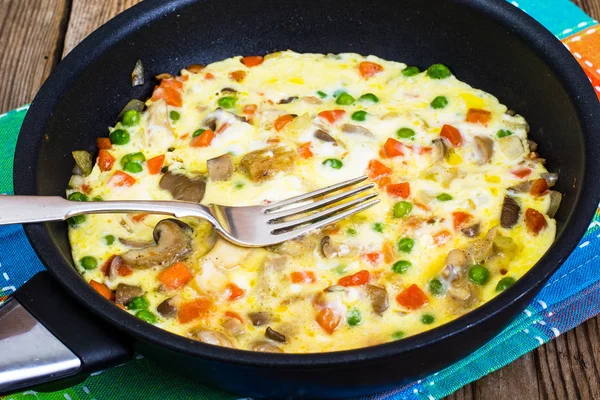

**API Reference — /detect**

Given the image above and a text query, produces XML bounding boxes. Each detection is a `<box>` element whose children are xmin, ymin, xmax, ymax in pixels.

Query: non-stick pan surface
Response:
<box><xmin>12</xmin><ymin>0</ymin><xmax>600</xmax><ymax>398</ymax></box>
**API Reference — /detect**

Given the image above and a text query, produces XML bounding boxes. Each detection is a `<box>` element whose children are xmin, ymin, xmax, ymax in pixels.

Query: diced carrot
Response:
<box><xmin>241</xmin><ymin>55</ymin><xmax>264</xmax><ymax>67</ymax></box>
<box><xmin>452</xmin><ymin>211</ymin><xmax>472</xmax><ymax>230</ymax></box>
<box><xmin>432</xmin><ymin>230</ymin><xmax>452</xmax><ymax>246</ymax></box>
<box><xmin>376</xmin><ymin>176</ymin><xmax>392</xmax><ymax>188</ymax></box>
<box><xmin>204</xmin><ymin>72</ymin><xmax>215</xmax><ymax>80</ymax></box>
<box><xmin>396</xmin><ymin>284</ymin><xmax>428</xmax><ymax>310</ymax></box>
<box><xmin>418</xmin><ymin>146</ymin><xmax>432</xmax><ymax>155</ymax></box>
<box><xmin>530</xmin><ymin>178</ymin><xmax>549</xmax><ymax>196</ymax></box>
<box><xmin>158</xmin><ymin>262</ymin><xmax>193</xmax><ymax>290</ymax></box>
<box><xmin>180</xmin><ymin>133</ymin><xmax>190</xmax><ymax>140</ymax></box>
<box><xmin>267</xmin><ymin>137</ymin><xmax>281</xmax><ymax>144</ymax></box>
<box><xmin>318</xmin><ymin>110</ymin><xmax>346</xmax><ymax>124</ymax></box>
<box><xmin>151</xmin><ymin>79</ymin><xmax>183</xmax><ymax>107</ymax></box>
<box><xmin>146</xmin><ymin>155</ymin><xmax>165</xmax><ymax>175</ymax></box>
<box><xmin>440</xmin><ymin>124</ymin><xmax>463</xmax><ymax>147</ymax></box>
<box><xmin>512</xmin><ymin>167</ymin><xmax>532</xmax><ymax>179</ymax></box>
<box><xmin>386</xmin><ymin>182</ymin><xmax>410</xmax><ymax>199</ymax></box>
<box><xmin>297</xmin><ymin>142</ymin><xmax>313</xmax><ymax>159</ymax></box>
<box><xmin>382</xmin><ymin>241</ymin><xmax>395</xmax><ymax>263</ymax></box>
<box><xmin>524</xmin><ymin>208</ymin><xmax>547</xmax><ymax>235</ymax></box>
<box><xmin>338</xmin><ymin>270</ymin><xmax>370</xmax><ymax>287</ymax></box>
<box><xmin>132</xmin><ymin>214</ymin><xmax>148</xmax><ymax>222</ymax></box>
<box><xmin>382</xmin><ymin>138</ymin><xmax>405</xmax><ymax>158</ymax></box>
<box><xmin>97</xmin><ymin>137</ymin><xmax>112</xmax><ymax>150</ymax></box>
<box><xmin>225</xmin><ymin>311</ymin><xmax>244</xmax><ymax>323</ymax></box>
<box><xmin>190</xmin><ymin>129</ymin><xmax>215</xmax><ymax>147</ymax></box>
<box><xmin>217</xmin><ymin>122</ymin><xmax>230</xmax><ymax>134</ymax></box>
<box><xmin>316</xmin><ymin>308</ymin><xmax>341</xmax><ymax>334</ymax></box>
<box><xmin>89</xmin><ymin>280</ymin><xmax>113</xmax><ymax>301</ymax></box>
<box><xmin>117</xmin><ymin>264</ymin><xmax>133</xmax><ymax>277</ymax></box>
<box><xmin>364</xmin><ymin>252</ymin><xmax>382</xmax><ymax>264</ymax></box>
<box><xmin>274</xmin><ymin>114</ymin><xmax>295</xmax><ymax>131</ymax></box>
<box><xmin>415</xmin><ymin>202</ymin><xmax>430</xmax><ymax>211</ymax></box>
<box><xmin>98</xmin><ymin>149</ymin><xmax>115</xmax><ymax>172</ymax></box>
<box><xmin>466</xmin><ymin>108</ymin><xmax>492</xmax><ymax>125</ymax></box>
<box><xmin>178</xmin><ymin>298</ymin><xmax>213</xmax><ymax>324</ymax></box>
<box><xmin>359</xmin><ymin>61</ymin><xmax>384</xmax><ymax>78</ymax></box>
<box><xmin>81</xmin><ymin>184</ymin><xmax>91</xmax><ymax>194</ymax></box>
<box><xmin>109</xmin><ymin>170</ymin><xmax>136</xmax><ymax>187</ymax></box>
<box><xmin>226</xmin><ymin>283</ymin><xmax>245</xmax><ymax>300</ymax></box>
<box><xmin>243</xmin><ymin>104</ymin><xmax>257</xmax><ymax>120</ymax></box>
<box><xmin>290</xmin><ymin>271</ymin><xmax>317</xmax><ymax>284</ymax></box>
<box><xmin>229</xmin><ymin>70</ymin><xmax>247</xmax><ymax>82</ymax></box>
<box><xmin>186</xmin><ymin>64</ymin><xmax>204</xmax><ymax>74</ymax></box>
<box><xmin>367</xmin><ymin>159</ymin><xmax>392</xmax><ymax>179</ymax></box>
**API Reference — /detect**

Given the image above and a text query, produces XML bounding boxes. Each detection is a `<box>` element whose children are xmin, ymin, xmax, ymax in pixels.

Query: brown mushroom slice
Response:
<box><xmin>121</xmin><ymin>219</ymin><xmax>193</xmax><ymax>268</ymax></box>
<box><xmin>131</xmin><ymin>60</ymin><xmax>144</xmax><ymax>86</ymax></box>
<box><xmin>115</xmin><ymin>284</ymin><xmax>142</xmax><ymax>305</ymax></box>
<box><xmin>341</xmin><ymin>124</ymin><xmax>374</xmax><ymax>137</ymax></box>
<box><xmin>278</xmin><ymin>96</ymin><xmax>298</xmax><ymax>104</ymax></box>
<box><xmin>108</xmin><ymin>256</ymin><xmax>130</xmax><ymax>281</ymax></box>
<box><xmin>248</xmin><ymin>312</ymin><xmax>271</xmax><ymax>327</ymax></box>
<box><xmin>194</xmin><ymin>329</ymin><xmax>234</xmax><ymax>347</ymax></box>
<box><xmin>473</xmin><ymin>136</ymin><xmax>494</xmax><ymax>164</ymax></box>
<box><xmin>221</xmin><ymin>87</ymin><xmax>237</xmax><ymax>94</ymax></box>
<box><xmin>500</xmin><ymin>196</ymin><xmax>521</xmax><ymax>228</ymax></box>
<box><xmin>541</xmin><ymin>172</ymin><xmax>559</xmax><ymax>187</ymax></box>
<box><xmin>446</xmin><ymin>249</ymin><xmax>468</xmax><ymax>268</ymax></box>
<box><xmin>527</xmin><ymin>139</ymin><xmax>538</xmax><ymax>152</ymax></box>
<box><xmin>431</xmin><ymin>139</ymin><xmax>448</xmax><ymax>163</ymax></box>
<box><xmin>207</xmin><ymin>154</ymin><xmax>234</xmax><ymax>181</ymax></box>
<box><xmin>320</xmin><ymin>236</ymin><xmax>345</xmax><ymax>258</ymax></box>
<box><xmin>159</xmin><ymin>171</ymin><xmax>206</xmax><ymax>202</ymax></box>
<box><xmin>222</xmin><ymin>316</ymin><xmax>245</xmax><ymax>337</ymax></box>
<box><xmin>461</xmin><ymin>223</ymin><xmax>480</xmax><ymax>238</ymax></box>
<box><xmin>240</xmin><ymin>147</ymin><xmax>296</xmax><ymax>182</ymax></box>
<box><xmin>547</xmin><ymin>190</ymin><xmax>562</xmax><ymax>218</ymax></box>
<box><xmin>119</xmin><ymin>237</ymin><xmax>153</xmax><ymax>248</ymax></box>
<box><xmin>203</xmin><ymin>108</ymin><xmax>246</xmax><ymax>131</ymax></box>
<box><xmin>157</xmin><ymin>298</ymin><xmax>177</xmax><ymax>318</ymax></box>
<box><xmin>468</xmin><ymin>226</ymin><xmax>499</xmax><ymax>264</ymax></box>
<box><xmin>365</xmin><ymin>284</ymin><xmax>389</xmax><ymax>315</ymax></box>
<box><xmin>507</xmin><ymin>181</ymin><xmax>533</xmax><ymax>194</ymax></box>
<box><xmin>314</xmin><ymin>129</ymin><xmax>337</xmax><ymax>144</ymax></box>
<box><xmin>265</xmin><ymin>327</ymin><xmax>287</xmax><ymax>343</ymax></box>
<box><xmin>302</xmin><ymin>96</ymin><xmax>322</xmax><ymax>104</ymax></box>
<box><xmin>252</xmin><ymin>341</ymin><xmax>283</xmax><ymax>353</ymax></box>
<box><xmin>498</xmin><ymin>136</ymin><xmax>524</xmax><ymax>160</ymax></box>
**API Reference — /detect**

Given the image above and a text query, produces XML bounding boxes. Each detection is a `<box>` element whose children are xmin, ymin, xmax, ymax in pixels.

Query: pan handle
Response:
<box><xmin>0</xmin><ymin>272</ymin><xmax>133</xmax><ymax>395</ymax></box>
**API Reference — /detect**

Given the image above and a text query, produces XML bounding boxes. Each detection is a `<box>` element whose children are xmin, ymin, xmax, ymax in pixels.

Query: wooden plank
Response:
<box><xmin>62</xmin><ymin>0</ymin><xmax>142</xmax><ymax>57</ymax></box>
<box><xmin>572</xmin><ymin>0</ymin><xmax>600</xmax><ymax>19</ymax></box>
<box><xmin>0</xmin><ymin>0</ymin><xmax>69</xmax><ymax>113</ymax></box>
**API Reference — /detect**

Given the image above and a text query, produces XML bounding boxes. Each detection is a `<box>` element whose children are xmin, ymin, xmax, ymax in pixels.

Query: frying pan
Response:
<box><xmin>1</xmin><ymin>0</ymin><xmax>599</xmax><ymax>398</ymax></box>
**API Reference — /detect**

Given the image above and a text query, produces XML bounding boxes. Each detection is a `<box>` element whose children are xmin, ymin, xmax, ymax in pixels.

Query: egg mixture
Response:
<box><xmin>67</xmin><ymin>51</ymin><xmax>560</xmax><ymax>353</ymax></box>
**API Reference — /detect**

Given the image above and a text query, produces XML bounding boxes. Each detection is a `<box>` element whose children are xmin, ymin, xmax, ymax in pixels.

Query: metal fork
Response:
<box><xmin>0</xmin><ymin>176</ymin><xmax>379</xmax><ymax>247</ymax></box>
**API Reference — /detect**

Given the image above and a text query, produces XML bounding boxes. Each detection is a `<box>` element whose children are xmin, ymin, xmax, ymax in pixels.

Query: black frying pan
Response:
<box><xmin>2</xmin><ymin>0</ymin><xmax>600</xmax><ymax>398</ymax></box>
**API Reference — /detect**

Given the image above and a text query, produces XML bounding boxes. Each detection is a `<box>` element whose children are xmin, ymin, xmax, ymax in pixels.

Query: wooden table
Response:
<box><xmin>1</xmin><ymin>1</ymin><xmax>599</xmax><ymax>398</ymax></box>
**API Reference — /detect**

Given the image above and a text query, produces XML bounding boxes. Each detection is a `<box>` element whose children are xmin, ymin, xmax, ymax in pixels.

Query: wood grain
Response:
<box><xmin>0</xmin><ymin>0</ymin><xmax>70</xmax><ymax>113</ymax></box>
<box><xmin>572</xmin><ymin>0</ymin><xmax>600</xmax><ymax>19</ymax></box>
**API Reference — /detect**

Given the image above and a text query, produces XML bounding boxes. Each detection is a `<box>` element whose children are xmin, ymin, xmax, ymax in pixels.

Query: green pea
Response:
<box><xmin>234</xmin><ymin>182</ymin><xmax>245</xmax><ymax>189</ymax></box>
<box><xmin>323</xmin><ymin>158</ymin><xmax>343</xmax><ymax>169</ymax></box>
<box><xmin>392</xmin><ymin>331</ymin><xmax>405</xmax><ymax>339</ymax></box>
<box><xmin>128</xmin><ymin>296</ymin><xmax>150</xmax><ymax>310</ymax></box>
<box><xmin>393</xmin><ymin>201</ymin><xmax>412</xmax><ymax>218</ymax></box>
<box><xmin>347</xmin><ymin>308</ymin><xmax>362</xmax><ymax>326</ymax></box>
<box><xmin>351</xmin><ymin>111</ymin><xmax>367</xmax><ymax>121</ymax></box>
<box><xmin>104</xmin><ymin>235</ymin><xmax>115</xmax><ymax>245</ymax></box>
<box><xmin>169</xmin><ymin>110</ymin><xmax>181</xmax><ymax>121</ymax></box>
<box><xmin>496</xmin><ymin>277</ymin><xmax>516</xmax><ymax>292</ymax></box>
<box><xmin>317</xmin><ymin>90</ymin><xmax>327</xmax><ymax>98</ymax></box>
<box><xmin>79</xmin><ymin>256</ymin><xmax>97</xmax><ymax>270</ymax></box>
<box><xmin>68</xmin><ymin>192</ymin><xmax>88</xmax><ymax>202</ymax></box>
<box><xmin>358</xmin><ymin>93</ymin><xmax>379</xmax><ymax>103</ymax></box>
<box><xmin>396</xmin><ymin>128</ymin><xmax>416</xmax><ymax>139</ymax></box>
<box><xmin>336</xmin><ymin>93</ymin><xmax>355</xmax><ymax>106</ymax></box>
<box><xmin>92</xmin><ymin>196</ymin><xmax>103</xmax><ymax>201</ymax></box>
<box><xmin>333</xmin><ymin>265</ymin><xmax>347</xmax><ymax>275</ymax></box>
<box><xmin>121</xmin><ymin>152</ymin><xmax>146</xmax><ymax>167</ymax></box>
<box><xmin>346</xmin><ymin>228</ymin><xmax>357</xmax><ymax>237</ymax></box>
<box><xmin>436</xmin><ymin>193</ymin><xmax>453</xmax><ymax>201</ymax></box>
<box><xmin>392</xmin><ymin>260</ymin><xmax>412</xmax><ymax>274</ymax></box>
<box><xmin>421</xmin><ymin>314</ymin><xmax>435</xmax><ymax>324</ymax></box>
<box><xmin>122</xmin><ymin>109</ymin><xmax>141</xmax><ymax>126</ymax></box>
<box><xmin>136</xmin><ymin>310</ymin><xmax>157</xmax><ymax>324</ymax></box>
<box><xmin>427</xmin><ymin>64</ymin><xmax>452</xmax><ymax>79</ymax></box>
<box><xmin>109</xmin><ymin>129</ymin><xmax>130</xmax><ymax>145</ymax></box>
<box><xmin>402</xmin><ymin>66</ymin><xmax>420</xmax><ymax>77</ymax></box>
<box><xmin>430</xmin><ymin>96</ymin><xmax>449</xmax><ymax>109</ymax></box>
<box><xmin>497</xmin><ymin>129</ymin><xmax>513</xmax><ymax>138</ymax></box>
<box><xmin>218</xmin><ymin>96</ymin><xmax>237</xmax><ymax>109</ymax></box>
<box><xmin>193</xmin><ymin>128</ymin><xmax>206</xmax><ymax>137</ymax></box>
<box><xmin>67</xmin><ymin>215</ymin><xmax>86</xmax><ymax>226</ymax></box>
<box><xmin>468</xmin><ymin>265</ymin><xmax>490</xmax><ymax>285</ymax></box>
<box><xmin>372</xmin><ymin>222</ymin><xmax>384</xmax><ymax>233</ymax></box>
<box><xmin>428</xmin><ymin>279</ymin><xmax>445</xmax><ymax>296</ymax></box>
<box><xmin>123</xmin><ymin>161</ymin><xmax>143</xmax><ymax>174</ymax></box>
<box><xmin>397</xmin><ymin>237</ymin><xmax>414</xmax><ymax>253</ymax></box>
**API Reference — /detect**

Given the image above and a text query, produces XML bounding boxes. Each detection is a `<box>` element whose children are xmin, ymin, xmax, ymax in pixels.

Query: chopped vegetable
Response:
<box><xmin>226</xmin><ymin>283</ymin><xmax>245</xmax><ymax>300</ymax></box>
<box><xmin>122</xmin><ymin>109</ymin><xmax>141</xmax><ymax>126</ymax></box>
<box><xmin>104</xmin><ymin>235</ymin><xmax>115</xmax><ymax>245</ymax></box>
<box><xmin>397</xmin><ymin>237</ymin><xmax>414</xmax><ymax>253</ymax></box>
<box><xmin>383</xmin><ymin>138</ymin><xmax>405</xmax><ymax>158</ymax></box>
<box><xmin>433</xmin><ymin>230</ymin><xmax>452</xmax><ymax>245</ymax></box>
<box><xmin>89</xmin><ymin>280</ymin><xmax>113</xmax><ymax>300</ymax></box>
<box><xmin>396</xmin><ymin>284</ymin><xmax>428</xmax><ymax>309</ymax></box>
<box><xmin>146</xmin><ymin>155</ymin><xmax>165</xmax><ymax>175</ymax></box>
<box><xmin>97</xmin><ymin>138</ymin><xmax>112</xmax><ymax>150</ymax></box>
<box><xmin>500</xmin><ymin>196</ymin><xmax>521</xmax><ymax>228</ymax></box>
<box><xmin>151</xmin><ymin>78</ymin><xmax>183</xmax><ymax>107</ymax></box>
<box><xmin>392</xmin><ymin>260</ymin><xmax>411</xmax><ymax>274</ymax></box>
<box><xmin>341</xmin><ymin>123</ymin><xmax>373</xmax><ymax>137</ymax></box>
<box><xmin>323</xmin><ymin>158</ymin><xmax>343</xmax><ymax>169</ymax></box>
<box><xmin>421</xmin><ymin>314</ymin><xmax>435</xmax><ymax>324</ymax></box>
<box><xmin>524</xmin><ymin>208</ymin><xmax>547</xmax><ymax>235</ymax></box>
<box><xmin>367</xmin><ymin>159</ymin><xmax>392</xmax><ymax>179</ymax></box>
<box><xmin>131</xmin><ymin>60</ymin><xmax>144</xmax><ymax>86</ymax></box>
<box><xmin>402</xmin><ymin>66</ymin><xmax>420</xmax><ymax>76</ymax></box>
<box><xmin>372</xmin><ymin>222</ymin><xmax>384</xmax><ymax>233</ymax></box>
<box><xmin>498</xmin><ymin>136</ymin><xmax>524</xmax><ymax>160</ymax></box>
<box><xmin>437</xmin><ymin>193</ymin><xmax>453</xmax><ymax>201</ymax></box>
<box><xmin>159</xmin><ymin>262</ymin><xmax>193</xmax><ymax>290</ymax></box>
<box><xmin>428</xmin><ymin>279</ymin><xmax>445</xmax><ymax>296</ymax></box>
<box><xmin>466</xmin><ymin>108</ymin><xmax>492</xmax><ymax>125</ymax></box>
<box><xmin>530</xmin><ymin>178</ymin><xmax>549</xmax><ymax>196</ymax></box>
<box><xmin>316</xmin><ymin>308</ymin><xmax>341</xmax><ymax>334</ymax></box>
<box><xmin>178</xmin><ymin>298</ymin><xmax>213</xmax><ymax>323</ymax></box>
<box><xmin>193</xmin><ymin>129</ymin><xmax>206</xmax><ymax>137</ymax></box>
<box><xmin>80</xmin><ymin>256</ymin><xmax>97</xmax><ymax>270</ymax></box>
<box><xmin>440</xmin><ymin>124</ymin><xmax>462</xmax><ymax>147</ymax></box>
<box><xmin>347</xmin><ymin>308</ymin><xmax>362</xmax><ymax>326</ymax></box>
<box><xmin>338</xmin><ymin>270</ymin><xmax>370</xmax><ymax>286</ymax></box>
<box><xmin>392</xmin><ymin>331</ymin><xmax>405</xmax><ymax>339</ymax></box>
<box><xmin>136</xmin><ymin>310</ymin><xmax>158</xmax><ymax>324</ymax></box>
<box><xmin>430</xmin><ymin>96</ymin><xmax>448</xmax><ymax>109</ymax></box>
<box><xmin>127</xmin><ymin>296</ymin><xmax>150</xmax><ymax>310</ymax></box>
<box><xmin>109</xmin><ymin>170</ymin><xmax>136</xmax><ymax>187</ymax></box>
<box><xmin>241</xmin><ymin>55</ymin><xmax>264</xmax><ymax>67</ymax></box>
<box><xmin>318</xmin><ymin>110</ymin><xmax>346</xmax><ymax>124</ymax></box>
<box><xmin>359</xmin><ymin>61</ymin><xmax>383</xmax><ymax>78</ymax></box>
<box><xmin>511</xmin><ymin>168</ymin><xmax>532</xmax><ymax>179</ymax></box>
<box><xmin>468</xmin><ymin>265</ymin><xmax>490</xmax><ymax>285</ymax></box>
<box><xmin>72</xmin><ymin>150</ymin><xmax>93</xmax><ymax>176</ymax></box>
<box><xmin>497</xmin><ymin>129</ymin><xmax>513</xmax><ymax>138</ymax></box>
<box><xmin>274</xmin><ymin>114</ymin><xmax>295</xmax><ymax>131</ymax></box>
<box><xmin>393</xmin><ymin>201</ymin><xmax>412</xmax><ymax>218</ymax></box>
<box><xmin>496</xmin><ymin>277</ymin><xmax>516</xmax><ymax>292</ymax></box>
<box><xmin>452</xmin><ymin>211</ymin><xmax>472</xmax><ymax>230</ymax></box>
<box><xmin>396</xmin><ymin>128</ymin><xmax>416</xmax><ymax>139</ymax></box>
<box><xmin>68</xmin><ymin>215</ymin><xmax>86</xmax><ymax>226</ymax></box>
<box><xmin>359</xmin><ymin>93</ymin><xmax>379</xmax><ymax>103</ymax></box>
<box><xmin>68</xmin><ymin>192</ymin><xmax>88</xmax><ymax>202</ymax></box>
<box><xmin>297</xmin><ymin>142</ymin><xmax>313</xmax><ymax>159</ymax></box>
<box><xmin>317</xmin><ymin>90</ymin><xmax>327</xmax><ymax>98</ymax></box>
<box><xmin>336</xmin><ymin>93</ymin><xmax>355</xmax><ymax>105</ymax></box>
<box><xmin>346</xmin><ymin>228</ymin><xmax>357</xmax><ymax>236</ymax></box>
<box><xmin>364</xmin><ymin>252</ymin><xmax>382</xmax><ymax>264</ymax></box>
<box><xmin>123</xmin><ymin>162</ymin><xmax>143</xmax><ymax>174</ymax></box>
<box><xmin>427</xmin><ymin>64</ymin><xmax>451</xmax><ymax>79</ymax></box>
<box><xmin>169</xmin><ymin>110</ymin><xmax>181</xmax><ymax>121</ymax></box>
<box><xmin>109</xmin><ymin>129</ymin><xmax>130</xmax><ymax>145</ymax></box>
<box><xmin>218</xmin><ymin>96</ymin><xmax>237</xmax><ymax>109</ymax></box>
<box><xmin>290</xmin><ymin>271</ymin><xmax>316</xmax><ymax>284</ymax></box>
<box><xmin>190</xmin><ymin>129</ymin><xmax>215</xmax><ymax>147</ymax></box>
<box><xmin>386</xmin><ymin>182</ymin><xmax>410</xmax><ymax>198</ymax></box>
<box><xmin>120</xmin><ymin>152</ymin><xmax>146</xmax><ymax>167</ymax></box>
<box><xmin>351</xmin><ymin>111</ymin><xmax>367</xmax><ymax>121</ymax></box>
<box><xmin>265</xmin><ymin>327</ymin><xmax>286</xmax><ymax>343</ymax></box>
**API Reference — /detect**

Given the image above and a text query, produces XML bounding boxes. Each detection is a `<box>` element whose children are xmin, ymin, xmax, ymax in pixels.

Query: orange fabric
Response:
<box><xmin>562</xmin><ymin>28</ymin><xmax>600</xmax><ymax>100</ymax></box>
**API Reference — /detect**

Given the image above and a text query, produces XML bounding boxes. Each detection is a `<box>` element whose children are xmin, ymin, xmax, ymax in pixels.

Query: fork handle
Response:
<box><xmin>0</xmin><ymin>196</ymin><xmax>217</xmax><ymax>225</ymax></box>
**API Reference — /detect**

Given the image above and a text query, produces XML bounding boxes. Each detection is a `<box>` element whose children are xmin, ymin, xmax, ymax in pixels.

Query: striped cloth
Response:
<box><xmin>1</xmin><ymin>0</ymin><xmax>599</xmax><ymax>398</ymax></box>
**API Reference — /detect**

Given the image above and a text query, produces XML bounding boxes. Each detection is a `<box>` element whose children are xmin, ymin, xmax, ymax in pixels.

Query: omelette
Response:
<box><xmin>66</xmin><ymin>51</ymin><xmax>560</xmax><ymax>353</ymax></box>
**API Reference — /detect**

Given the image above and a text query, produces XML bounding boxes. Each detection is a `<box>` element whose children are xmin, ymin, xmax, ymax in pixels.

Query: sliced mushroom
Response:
<box><xmin>461</xmin><ymin>223</ymin><xmax>480</xmax><ymax>238</ymax></box>
<box><xmin>431</xmin><ymin>139</ymin><xmax>448</xmax><ymax>163</ymax></box>
<box><xmin>365</xmin><ymin>284</ymin><xmax>389</xmax><ymax>315</ymax></box>
<box><xmin>265</xmin><ymin>326</ymin><xmax>287</xmax><ymax>343</ymax></box>
<box><xmin>500</xmin><ymin>196</ymin><xmax>521</xmax><ymax>228</ymax></box>
<box><xmin>341</xmin><ymin>124</ymin><xmax>373</xmax><ymax>137</ymax></box>
<box><xmin>446</xmin><ymin>249</ymin><xmax>468</xmax><ymax>268</ymax></box>
<box><xmin>541</xmin><ymin>172</ymin><xmax>559</xmax><ymax>187</ymax></box>
<box><xmin>507</xmin><ymin>181</ymin><xmax>533</xmax><ymax>194</ymax></box>
<box><xmin>527</xmin><ymin>139</ymin><xmax>538</xmax><ymax>152</ymax></box>
<box><xmin>108</xmin><ymin>256</ymin><xmax>130</xmax><ymax>280</ymax></box>
<box><xmin>203</xmin><ymin>108</ymin><xmax>246</xmax><ymax>131</ymax></box>
<box><xmin>473</xmin><ymin>136</ymin><xmax>494</xmax><ymax>164</ymax></box>
<box><xmin>448</xmin><ymin>284</ymin><xmax>473</xmax><ymax>302</ymax></box>
<box><xmin>468</xmin><ymin>226</ymin><xmax>498</xmax><ymax>264</ymax></box>
<box><xmin>314</xmin><ymin>129</ymin><xmax>337</xmax><ymax>144</ymax></box>
<box><xmin>320</xmin><ymin>236</ymin><xmax>338</xmax><ymax>258</ymax></box>
<box><xmin>119</xmin><ymin>237</ymin><xmax>153</xmax><ymax>248</ymax></box>
<box><xmin>498</xmin><ymin>136</ymin><xmax>524</xmax><ymax>160</ymax></box>
<box><xmin>207</xmin><ymin>154</ymin><xmax>234</xmax><ymax>181</ymax></box>
<box><xmin>121</xmin><ymin>219</ymin><xmax>193</xmax><ymax>268</ymax></box>
<box><xmin>157</xmin><ymin>298</ymin><xmax>177</xmax><ymax>318</ymax></box>
<box><xmin>324</xmin><ymin>285</ymin><xmax>347</xmax><ymax>293</ymax></box>
<box><xmin>240</xmin><ymin>147</ymin><xmax>296</xmax><ymax>182</ymax></box>
<box><xmin>131</xmin><ymin>60</ymin><xmax>144</xmax><ymax>86</ymax></box>
<box><xmin>547</xmin><ymin>190</ymin><xmax>562</xmax><ymax>218</ymax></box>
<box><xmin>115</xmin><ymin>284</ymin><xmax>142</xmax><ymax>305</ymax></box>
<box><xmin>302</xmin><ymin>96</ymin><xmax>322</xmax><ymax>104</ymax></box>
<box><xmin>222</xmin><ymin>316</ymin><xmax>245</xmax><ymax>337</ymax></box>
<box><xmin>194</xmin><ymin>329</ymin><xmax>233</xmax><ymax>347</ymax></box>
<box><xmin>252</xmin><ymin>341</ymin><xmax>283</xmax><ymax>353</ymax></box>
<box><xmin>221</xmin><ymin>87</ymin><xmax>237</xmax><ymax>94</ymax></box>
<box><xmin>248</xmin><ymin>312</ymin><xmax>271</xmax><ymax>327</ymax></box>
<box><xmin>278</xmin><ymin>96</ymin><xmax>298</xmax><ymax>104</ymax></box>
<box><xmin>159</xmin><ymin>171</ymin><xmax>206</xmax><ymax>202</ymax></box>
